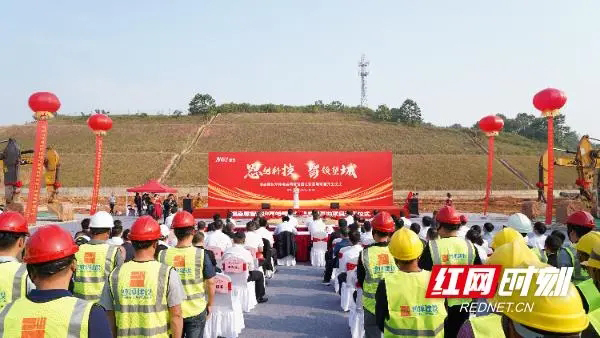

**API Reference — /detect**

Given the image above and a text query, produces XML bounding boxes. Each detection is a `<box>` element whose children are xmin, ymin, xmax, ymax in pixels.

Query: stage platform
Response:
<box><xmin>192</xmin><ymin>206</ymin><xmax>401</xmax><ymax>220</ymax></box>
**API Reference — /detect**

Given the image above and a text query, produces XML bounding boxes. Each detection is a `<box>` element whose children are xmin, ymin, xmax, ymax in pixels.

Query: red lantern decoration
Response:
<box><xmin>25</xmin><ymin>92</ymin><xmax>60</xmax><ymax>225</ymax></box>
<box><xmin>533</xmin><ymin>88</ymin><xmax>567</xmax><ymax>225</ymax></box>
<box><xmin>478</xmin><ymin>115</ymin><xmax>504</xmax><ymax>215</ymax></box>
<box><xmin>87</xmin><ymin>114</ymin><xmax>113</xmax><ymax>214</ymax></box>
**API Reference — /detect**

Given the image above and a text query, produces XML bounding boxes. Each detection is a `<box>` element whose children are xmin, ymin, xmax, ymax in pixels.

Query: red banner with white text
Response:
<box><xmin>208</xmin><ymin>152</ymin><xmax>393</xmax><ymax>208</ymax></box>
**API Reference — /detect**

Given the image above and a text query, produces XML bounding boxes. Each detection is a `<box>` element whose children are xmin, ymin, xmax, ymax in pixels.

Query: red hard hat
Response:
<box><xmin>129</xmin><ymin>216</ymin><xmax>161</xmax><ymax>241</ymax></box>
<box><xmin>566</xmin><ymin>211</ymin><xmax>595</xmax><ymax>229</ymax></box>
<box><xmin>0</xmin><ymin>212</ymin><xmax>29</xmax><ymax>234</ymax></box>
<box><xmin>436</xmin><ymin>206</ymin><xmax>462</xmax><ymax>225</ymax></box>
<box><xmin>371</xmin><ymin>211</ymin><xmax>395</xmax><ymax>233</ymax></box>
<box><xmin>24</xmin><ymin>224</ymin><xmax>78</xmax><ymax>264</ymax></box>
<box><xmin>459</xmin><ymin>215</ymin><xmax>468</xmax><ymax>224</ymax></box>
<box><xmin>171</xmin><ymin>211</ymin><xmax>195</xmax><ymax>229</ymax></box>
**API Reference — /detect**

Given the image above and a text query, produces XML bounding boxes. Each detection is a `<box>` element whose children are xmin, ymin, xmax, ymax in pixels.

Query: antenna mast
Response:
<box><xmin>358</xmin><ymin>54</ymin><xmax>369</xmax><ymax>107</ymax></box>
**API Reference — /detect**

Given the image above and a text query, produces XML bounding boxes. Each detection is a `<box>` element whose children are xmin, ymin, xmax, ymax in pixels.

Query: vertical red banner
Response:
<box><xmin>90</xmin><ymin>134</ymin><xmax>103</xmax><ymax>215</ymax></box>
<box><xmin>483</xmin><ymin>136</ymin><xmax>494</xmax><ymax>215</ymax></box>
<box><xmin>25</xmin><ymin>120</ymin><xmax>49</xmax><ymax>224</ymax></box>
<box><xmin>545</xmin><ymin>117</ymin><xmax>554</xmax><ymax>225</ymax></box>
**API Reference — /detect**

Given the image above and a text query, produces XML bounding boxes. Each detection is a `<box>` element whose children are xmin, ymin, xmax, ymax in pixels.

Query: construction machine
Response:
<box><xmin>538</xmin><ymin>135</ymin><xmax>600</xmax><ymax>216</ymax></box>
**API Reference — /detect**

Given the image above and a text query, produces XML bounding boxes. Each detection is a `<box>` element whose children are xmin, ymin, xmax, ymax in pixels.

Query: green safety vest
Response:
<box><xmin>383</xmin><ymin>271</ymin><xmax>446</xmax><ymax>337</ymax></box>
<box><xmin>590</xmin><ymin>308</ymin><xmax>600</xmax><ymax>336</ymax></box>
<box><xmin>109</xmin><ymin>260</ymin><xmax>171</xmax><ymax>337</ymax></box>
<box><xmin>0</xmin><ymin>261</ymin><xmax>27</xmax><ymax>310</ymax></box>
<box><xmin>530</xmin><ymin>247</ymin><xmax>547</xmax><ymax>263</ymax></box>
<box><xmin>361</xmin><ymin>245</ymin><xmax>397</xmax><ymax>315</ymax></box>
<box><xmin>429</xmin><ymin>237</ymin><xmax>475</xmax><ymax>307</ymax></box>
<box><xmin>469</xmin><ymin>314</ymin><xmax>505</xmax><ymax>338</ymax></box>
<box><xmin>565</xmin><ymin>245</ymin><xmax>589</xmax><ymax>284</ymax></box>
<box><xmin>74</xmin><ymin>243</ymin><xmax>119</xmax><ymax>301</ymax></box>
<box><xmin>158</xmin><ymin>246</ymin><xmax>207</xmax><ymax>318</ymax></box>
<box><xmin>577</xmin><ymin>279</ymin><xmax>600</xmax><ymax>313</ymax></box>
<box><xmin>0</xmin><ymin>295</ymin><xmax>93</xmax><ymax>337</ymax></box>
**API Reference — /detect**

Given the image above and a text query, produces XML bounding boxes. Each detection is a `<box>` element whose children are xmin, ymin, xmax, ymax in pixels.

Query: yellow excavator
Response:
<box><xmin>538</xmin><ymin>135</ymin><xmax>600</xmax><ymax>216</ymax></box>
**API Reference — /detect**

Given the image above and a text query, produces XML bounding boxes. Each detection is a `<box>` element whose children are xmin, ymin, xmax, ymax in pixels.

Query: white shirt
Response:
<box><xmin>106</xmin><ymin>237</ymin><xmax>124</xmax><ymax>246</ymax></box>
<box><xmin>165</xmin><ymin>214</ymin><xmax>175</xmax><ymax>228</ymax></box>
<box><xmin>338</xmin><ymin>244</ymin><xmax>363</xmax><ymax>273</ymax></box>
<box><xmin>360</xmin><ymin>231</ymin><xmax>375</xmax><ymax>246</ymax></box>
<box><xmin>205</xmin><ymin>230</ymin><xmax>233</xmax><ymax>251</ymax></box>
<box><xmin>255</xmin><ymin>227</ymin><xmax>274</xmax><ymax>245</ymax></box>
<box><xmin>418</xmin><ymin>226</ymin><xmax>430</xmax><ymax>241</ymax></box>
<box><xmin>223</xmin><ymin>244</ymin><xmax>255</xmax><ymax>270</ymax></box>
<box><xmin>474</xmin><ymin>243</ymin><xmax>488</xmax><ymax>263</ymax></box>
<box><xmin>527</xmin><ymin>233</ymin><xmax>547</xmax><ymax>251</ymax></box>
<box><xmin>457</xmin><ymin>226</ymin><xmax>468</xmax><ymax>239</ymax></box>
<box><xmin>275</xmin><ymin>221</ymin><xmax>298</xmax><ymax>235</ymax></box>
<box><xmin>245</xmin><ymin>230</ymin><xmax>264</xmax><ymax>250</ymax></box>
<box><xmin>308</xmin><ymin>219</ymin><xmax>332</xmax><ymax>235</ymax></box>
<box><xmin>482</xmin><ymin>232</ymin><xmax>494</xmax><ymax>246</ymax></box>
<box><xmin>345</xmin><ymin>215</ymin><xmax>355</xmax><ymax>226</ymax></box>
<box><xmin>288</xmin><ymin>216</ymin><xmax>299</xmax><ymax>228</ymax></box>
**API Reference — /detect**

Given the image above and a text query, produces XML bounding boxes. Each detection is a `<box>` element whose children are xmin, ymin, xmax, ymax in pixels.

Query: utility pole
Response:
<box><xmin>358</xmin><ymin>54</ymin><xmax>369</xmax><ymax>107</ymax></box>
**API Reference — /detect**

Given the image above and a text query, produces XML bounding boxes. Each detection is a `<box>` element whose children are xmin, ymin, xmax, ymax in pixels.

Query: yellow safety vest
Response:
<box><xmin>590</xmin><ymin>308</ymin><xmax>600</xmax><ymax>336</ymax></box>
<box><xmin>0</xmin><ymin>261</ymin><xmax>27</xmax><ymax>309</ymax></box>
<box><xmin>578</xmin><ymin>279</ymin><xmax>600</xmax><ymax>313</ymax></box>
<box><xmin>0</xmin><ymin>295</ymin><xmax>92</xmax><ymax>338</ymax></box>
<box><xmin>361</xmin><ymin>245</ymin><xmax>397</xmax><ymax>315</ymax></box>
<box><xmin>109</xmin><ymin>260</ymin><xmax>171</xmax><ymax>337</ymax></box>
<box><xmin>566</xmin><ymin>245</ymin><xmax>589</xmax><ymax>285</ymax></box>
<box><xmin>158</xmin><ymin>246</ymin><xmax>207</xmax><ymax>318</ymax></box>
<box><xmin>429</xmin><ymin>237</ymin><xmax>475</xmax><ymax>307</ymax></box>
<box><xmin>74</xmin><ymin>243</ymin><xmax>119</xmax><ymax>301</ymax></box>
<box><xmin>383</xmin><ymin>271</ymin><xmax>446</xmax><ymax>337</ymax></box>
<box><xmin>469</xmin><ymin>314</ymin><xmax>505</xmax><ymax>338</ymax></box>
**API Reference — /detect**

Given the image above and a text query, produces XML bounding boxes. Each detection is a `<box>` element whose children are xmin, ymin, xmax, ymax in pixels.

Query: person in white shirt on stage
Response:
<box><xmin>308</xmin><ymin>211</ymin><xmax>333</xmax><ymax>236</ymax></box>
<box><xmin>223</xmin><ymin>232</ymin><xmax>268</xmax><ymax>303</ymax></box>
<box><xmin>244</xmin><ymin>221</ymin><xmax>264</xmax><ymax>251</ymax></box>
<box><xmin>255</xmin><ymin>218</ymin><xmax>274</xmax><ymax>246</ymax></box>
<box><xmin>360</xmin><ymin>221</ymin><xmax>375</xmax><ymax>246</ymax></box>
<box><xmin>205</xmin><ymin>219</ymin><xmax>232</xmax><ymax>251</ymax></box>
<box><xmin>287</xmin><ymin>209</ymin><xmax>299</xmax><ymax>228</ymax></box>
<box><xmin>275</xmin><ymin>216</ymin><xmax>298</xmax><ymax>235</ymax></box>
<box><xmin>345</xmin><ymin>210</ymin><xmax>355</xmax><ymax>227</ymax></box>
<box><xmin>225</xmin><ymin>211</ymin><xmax>237</xmax><ymax>227</ymax></box>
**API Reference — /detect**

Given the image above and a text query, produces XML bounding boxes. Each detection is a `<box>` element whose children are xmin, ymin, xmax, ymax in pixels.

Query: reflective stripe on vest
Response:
<box><xmin>0</xmin><ymin>295</ymin><xmax>92</xmax><ymax>337</ymax></box>
<box><xmin>578</xmin><ymin>279</ymin><xmax>600</xmax><ymax>312</ymax></box>
<box><xmin>74</xmin><ymin>243</ymin><xmax>118</xmax><ymax>301</ymax></box>
<box><xmin>109</xmin><ymin>260</ymin><xmax>170</xmax><ymax>337</ymax></box>
<box><xmin>590</xmin><ymin>308</ymin><xmax>600</xmax><ymax>335</ymax></box>
<box><xmin>361</xmin><ymin>246</ymin><xmax>397</xmax><ymax>314</ymax></box>
<box><xmin>0</xmin><ymin>261</ymin><xmax>27</xmax><ymax>309</ymax></box>
<box><xmin>429</xmin><ymin>237</ymin><xmax>475</xmax><ymax>307</ymax></box>
<box><xmin>383</xmin><ymin>271</ymin><xmax>446</xmax><ymax>338</ymax></box>
<box><xmin>158</xmin><ymin>246</ymin><xmax>207</xmax><ymax>317</ymax></box>
<box><xmin>469</xmin><ymin>314</ymin><xmax>505</xmax><ymax>338</ymax></box>
<box><xmin>565</xmin><ymin>245</ymin><xmax>589</xmax><ymax>284</ymax></box>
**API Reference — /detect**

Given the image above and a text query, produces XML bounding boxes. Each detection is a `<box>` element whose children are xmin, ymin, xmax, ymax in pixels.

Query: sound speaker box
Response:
<box><xmin>261</xmin><ymin>203</ymin><xmax>271</xmax><ymax>210</ymax></box>
<box><xmin>330</xmin><ymin>202</ymin><xmax>340</xmax><ymax>209</ymax></box>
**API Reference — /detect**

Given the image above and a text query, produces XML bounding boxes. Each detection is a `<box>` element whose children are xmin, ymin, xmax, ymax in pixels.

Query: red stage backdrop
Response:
<box><xmin>208</xmin><ymin>152</ymin><xmax>393</xmax><ymax>208</ymax></box>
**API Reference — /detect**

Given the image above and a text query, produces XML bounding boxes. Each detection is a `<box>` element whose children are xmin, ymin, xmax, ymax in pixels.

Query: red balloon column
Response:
<box><xmin>87</xmin><ymin>114</ymin><xmax>113</xmax><ymax>215</ymax></box>
<box><xmin>478</xmin><ymin>115</ymin><xmax>504</xmax><ymax>215</ymax></box>
<box><xmin>25</xmin><ymin>92</ymin><xmax>61</xmax><ymax>224</ymax></box>
<box><xmin>533</xmin><ymin>88</ymin><xmax>567</xmax><ymax>225</ymax></box>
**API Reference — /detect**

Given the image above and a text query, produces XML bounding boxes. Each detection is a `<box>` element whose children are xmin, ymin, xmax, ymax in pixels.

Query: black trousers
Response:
<box><xmin>248</xmin><ymin>270</ymin><xmax>266</xmax><ymax>299</ymax></box>
<box><xmin>323</xmin><ymin>251</ymin><xmax>334</xmax><ymax>282</ymax></box>
<box><xmin>109</xmin><ymin>203</ymin><xmax>115</xmax><ymax>214</ymax></box>
<box><xmin>337</xmin><ymin>272</ymin><xmax>347</xmax><ymax>295</ymax></box>
<box><xmin>136</xmin><ymin>204</ymin><xmax>142</xmax><ymax>216</ymax></box>
<box><xmin>445</xmin><ymin>304</ymin><xmax>471</xmax><ymax>338</ymax></box>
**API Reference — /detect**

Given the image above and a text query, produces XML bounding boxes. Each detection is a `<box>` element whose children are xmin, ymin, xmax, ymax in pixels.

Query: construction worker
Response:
<box><xmin>73</xmin><ymin>211</ymin><xmax>124</xmax><ymax>301</ymax></box>
<box><xmin>419</xmin><ymin>206</ymin><xmax>481</xmax><ymax>338</ymax></box>
<box><xmin>0</xmin><ymin>224</ymin><xmax>111</xmax><ymax>337</ymax></box>
<box><xmin>158</xmin><ymin>211</ymin><xmax>216</xmax><ymax>337</ymax></box>
<box><xmin>505</xmin><ymin>213</ymin><xmax>548</xmax><ymax>263</ymax></box>
<box><xmin>357</xmin><ymin>211</ymin><xmax>397</xmax><ymax>338</ymax></box>
<box><xmin>579</xmin><ymin>245</ymin><xmax>600</xmax><ymax>313</ymax></box>
<box><xmin>460</xmin><ymin>240</ymin><xmax>541</xmax><ymax>337</ymax></box>
<box><xmin>490</xmin><ymin>226</ymin><xmax>547</xmax><ymax>263</ymax></box>
<box><xmin>0</xmin><ymin>212</ymin><xmax>34</xmax><ymax>310</ymax></box>
<box><xmin>566</xmin><ymin>211</ymin><xmax>597</xmax><ymax>284</ymax></box>
<box><xmin>375</xmin><ymin>227</ymin><xmax>446</xmax><ymax>337</ymax></box>
<box><xmin>99</xmin><ymin>216</ymin><xmax>184</xmax><ymax>337</ymax></box>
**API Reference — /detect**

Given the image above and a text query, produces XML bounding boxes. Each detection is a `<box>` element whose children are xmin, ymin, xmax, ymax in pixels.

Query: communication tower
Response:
<box><xmin>358</xmin><ymin>54</ymin><xmax>369</xmax><ymax>107</ymax></box>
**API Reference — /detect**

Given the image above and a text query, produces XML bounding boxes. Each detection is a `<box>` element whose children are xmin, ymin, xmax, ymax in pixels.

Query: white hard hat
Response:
<box><xmin>89</xmin><ymin>211</ymin><xmax>114</xmax><ymax>229</ymax></box>
<box><xmin>160</xmin><ymin>224</ymin><xmax>170</xmax><ymax>238</ymax></box>
<box><xmin>507</xmin><ymin>213</ymin><xmax>533</xmax><ymax>234</ymax></box>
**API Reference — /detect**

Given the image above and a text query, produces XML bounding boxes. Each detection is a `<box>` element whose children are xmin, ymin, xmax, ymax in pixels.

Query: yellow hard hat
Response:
<box><xmin>486</xmin><ymin>239</ymin><xmax>540</xmax><ymax>267</ymax></box>
<box><xmin>498</xmin><ymin>269</ymin><xmax>589</xmax><ymax>333</ymax></box>
<box><xmin>491</xmin><ymin>227</ymin><xmax>524</xmax><ymax>249</ymax></box>
<box><xmin>581</xmin><ymin>247</ymin><xmax>600</xmax><ymax>270</ymax></box>
<box><xmin>574</xmin><ymin>231</ymin><xmax>600</xmax><ymax>255</ymax></box>
<box><xmin>388</xmin><ymin>227</ymin><xmax>424</xmax><ymax>261</ymax></box>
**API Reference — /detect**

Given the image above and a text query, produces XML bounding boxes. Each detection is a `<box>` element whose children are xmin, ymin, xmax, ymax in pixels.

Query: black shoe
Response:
<box><xmin>257</xmin><ymin>297</ymin><xmax>269</xmax><ymax>303</ymax></box>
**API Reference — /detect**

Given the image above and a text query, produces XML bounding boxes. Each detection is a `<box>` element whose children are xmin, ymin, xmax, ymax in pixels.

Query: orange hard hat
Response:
<box><xmin>24</xmin><ymin>224</ymin><xmax>78</xmax><ymax>264</ymax></box>
<box><xmin>129</xmin><ymin>216</ymin><xmax>161</xmax><ymax>241</ymax></box>
<box><xmin>371</xmin><ymin>211</ymin><xmax>395</xmax><ymax>233</ymax></box>
<box><xmin>171</xmin><ymin>211</ymin><xmax>195</xmax><ymax>229</ymax></box>
<box><xmin>436</xmin><ymin>206</ymin><xmax>462</xmax><ymax>225</ymax></box>
<box><xmin>0</xmin><ymin>211</ymin><xmax>29</xmax><ymax>234</ymax></box>
<box><xmin>566</xmin><ymin>211</ymin><xmax>595</xmax><ymax>229</ymax></box>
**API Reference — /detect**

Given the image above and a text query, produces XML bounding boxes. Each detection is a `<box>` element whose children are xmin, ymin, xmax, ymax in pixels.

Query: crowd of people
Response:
<box><xmin>310</xmin><ymin>206</ymin><xmax>600</xmax><ymax>337</ymax></box>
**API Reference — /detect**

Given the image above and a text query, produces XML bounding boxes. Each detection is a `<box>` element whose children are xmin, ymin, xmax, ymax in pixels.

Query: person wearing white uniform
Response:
<box><xmin>418</xmin><ymin>216</ymin><xmax>433</xmax><ymax>241</ymax></box>
<box><xmin>255</xmin><ymin>218</ymin><xmax>274</xmax><ymax>246</ymax></box>
<box><xmin>527</xmin><ymin>221</ymin><xmax>548</xmax><ymax>251</ymax></box>
<box><xmin>308</xmin><ymin>211</ymin><xmax>333</xmax><ymax>236</ymax></box>
<box><xmin>360</xmin><ymin>221</ymin><xmax>375</xmax><ymax>246</ymax></box>
<box><xmin>244</xmin><ymin>221</ymin><xmax>264</xmax><ymax>251</ymax></box>
<box><xmin>275</xmin><ymin>216</ymin><xmax>298</xmax><ymax>235</ymax></box>
<box><xmin>345</xmin><ymin>211</ymin><xmax>355</xmax><ymax>226</ymax></box>
<box><xmin>223</xmin><ymin>232</ymin><xmax>268</xmax><ymax>303</ymax></box>
<box><xmin>287</xmin><ymin>209</ymin><xmax>299</xmax><ymax>228</ymax></box>
<box><xmin>205</xmin><ymin>220</ymin><xmax>232</xmax><ymax>251</ymax></box>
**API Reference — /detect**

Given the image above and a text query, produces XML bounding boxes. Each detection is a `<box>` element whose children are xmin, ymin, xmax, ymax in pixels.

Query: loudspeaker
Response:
<box><xmin>261</xmin><ymin>203</ymin><xmax>271</xmax><ymax>210</ymax></box>
<box><xmin>409</xmin><ymin>198</ymin><xmax>419</xmax><ymax>215</ymax></box>
<box><xmin>330</xmin><ymin>202</ymin><xmax>340</xmax><ymax>209</ymax></box>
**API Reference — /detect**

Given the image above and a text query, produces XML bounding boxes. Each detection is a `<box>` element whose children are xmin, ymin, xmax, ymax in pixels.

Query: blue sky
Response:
<box><xmin>1</xmin><ymin>1</ymin><xmax>599</xmax><ymax>135</ymax></box>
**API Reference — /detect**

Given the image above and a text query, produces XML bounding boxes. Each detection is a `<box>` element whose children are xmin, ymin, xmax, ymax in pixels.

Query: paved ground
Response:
<box><xmin>239</xmin><ymin>264</ymin><xmax>350</xmax><ymax>338</ymax></box>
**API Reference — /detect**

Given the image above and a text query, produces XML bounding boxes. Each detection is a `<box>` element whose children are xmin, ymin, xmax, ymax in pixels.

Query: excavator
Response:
<box><xmin>538</xmin><ymin>135</ymin><xmax>600</xmax><ymax>217</ymax></box>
